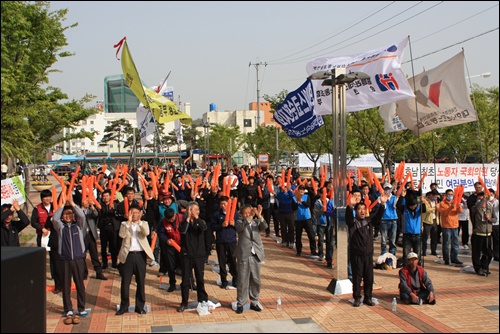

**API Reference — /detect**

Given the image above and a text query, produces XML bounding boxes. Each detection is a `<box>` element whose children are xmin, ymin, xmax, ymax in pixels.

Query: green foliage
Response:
<box><xmin>99</xmin><ymin>118</ymin><xmax>132</xmax><ymax>153</ymax></box>
<box><xmin>1</xmin><ymin>1</ymin><xmax>97</xmax><ymax>162</ymax></box>
<box><xmin>202</xmin><ymin>124</ymin><xmax>242</xmax><ymax>158</ymax></box>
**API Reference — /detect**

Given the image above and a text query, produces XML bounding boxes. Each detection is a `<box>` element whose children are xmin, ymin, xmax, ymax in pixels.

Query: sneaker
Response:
<box><xmin>451</xmin><ymin>260</ymin><xmax>463</xmax><ymax>265</ymax></box>
<box><xmin>444</xmin><ymin>260</ymin><xmax>450</xmax><ymax>265</ymax></box>
<box><xmin>157</xmin><ymin>272</ymin><xmax>166</xmax><ymax>277</ymax></box>
<box><xmin>276</xmin><ymin>239</ymin><xmax>281</xmax><ymax>244</ymax></box>
<box><xmin>79</xmin><ymin>310</ymin><xmax>88</xmax><ymax>317</ymax></box>
<box><xmin>311</xmin><ymin>255</ymin><xmax>320</xmax><ymax>259</ymax></box>
<box><xmin>319</xmin><ymin>255</ymin><xmax>325</xmax><ymax>261</ymax></box>
<box><xmin>326</xmin><ymin>263</ymin><xmax>333</xmax><ymax>269</ymax></box>
<box><xmin>149</xmin><ymin>260</ymin><xmax>158</xmax><ymax>267</ymax></box>
<box><xmin>353</xmin><ymin>299</ymin><xmax>361</xmax><ymax>307</ymax></box>
<box><xmin>464</xmin><ymin>245</ymin><xmax>469</xmax><ymax>250</ymax></box>
<box><xmin>289</xmin><ymin>243</ymin><xmax>295</xmax><ymax>249</ymax></box>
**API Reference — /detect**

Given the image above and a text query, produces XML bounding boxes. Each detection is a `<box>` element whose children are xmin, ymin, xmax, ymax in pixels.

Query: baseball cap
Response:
<box><xmin>430</xmin><ymin>189</ymin><xmax>440</xmax><ymax>196</ymax></box>
<box><xmin>383</xmin><ymin>182</ymin><xmax>393</xmax><ymax>189</ymax></box>
<box><xmin>407</xmin><ymin>252</ymin><xmax>419</xmax><ymax>260</ymax></box>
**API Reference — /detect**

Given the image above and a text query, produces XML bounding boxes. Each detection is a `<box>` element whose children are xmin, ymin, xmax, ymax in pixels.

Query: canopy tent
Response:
<box><xmin>47</xmin><ymin>155</ymin><xmax>84</xmax><ymax>165</ymax></box>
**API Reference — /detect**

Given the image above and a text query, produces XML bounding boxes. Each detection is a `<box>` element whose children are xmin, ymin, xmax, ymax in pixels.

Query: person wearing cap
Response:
<box><xmin>116</xmin><ymin>203</ymin><xmax>155</xmax><ymax>315</ymax></box>
<box><xmin>421</xmin><ymin>189</ymin><xmax>441</xmax><ymax>257</ymax></box>
<box><xmin>346</xmin><ymin>190</ymin><xmax>390</xmax><ymax>307</ymax></box>
<box><xmin>1</xmin><ymin>199</ymin><xmax>30</xmax><ymax>246</ymax></box>
<box><xmin>399</xmin><ymin>252</ymin><xmax>436</xmax><ymax>305</ymax></box>
<box><xmin>379</xmin><ymin>182</ymin><xmax>399</xmax><ymax>256</ymax></box>
<box><xmin>437</xmin><ymin>189</ymin><xmax>463</xmax><ymax>266</ymax></box>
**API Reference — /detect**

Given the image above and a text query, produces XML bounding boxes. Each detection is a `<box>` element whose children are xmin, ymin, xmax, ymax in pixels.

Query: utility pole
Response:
<box><xmin>249</xmin><ymin>61</ymin><xmax>267</xmax><ymax>127</ymax></box>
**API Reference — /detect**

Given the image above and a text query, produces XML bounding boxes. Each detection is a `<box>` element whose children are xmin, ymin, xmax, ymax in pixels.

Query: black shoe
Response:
<box><xmin>444</xmin><ymin>260</ymin><xmax>450</xmax><ymax>265</ymax></box>
<box><xmin>96</xmin><ymin>273</ymin><xmax>108</xmax><ymax>280</ymax></box>
<box><xmin>296</xmin><ymin>253</ymin><xmax>301</xmax><ymax>257</ymax></box>
<box><xmin>167</xmin><ymin>285</ymin><xmax>176</xmax><ymax>292</ymax></box>
<box><xmin>52</xmin><ymin>289</ymin><xmax>61</xmax><ymax>294</ymax></box>
<box><xmin>494</xmin><ymin>257</ymin><xmax>499</xmax><ymax>262</ymax></box>
<box><xmin>250</xmin><ymin>303</ymin><xmax>263</xmax><ymax>312</ymax></box>
<box><xmin>431</xmin><ymin>252</ymin><xmax>438</xmax><ymax>256</ymax></box>
<box><xmin>363</xmin><ymin>298</ymin><xmax>374</xmax><ymax>306</ymax></box>
<box><xmin>135</xmin><ymin>308</ymin><xmax>146</xmax><ymax>315</ymax></box>
<box><xmin>177</xmin><ymin>305</ymin><xmax>187</xmax><ymax>312</ymax></box>
<box><xmin>326</xmin><ymin>263</ymin><xmax>333</xmax><ymax>269</ymax></box>
<box><xmin>112</xmin><ymin>263</ymin><xmax>119</xmax><ymax>269</ymax></box>
<box><xmin>232</xmin><ymin>280</ymin><xmax>237</xmax><ymax>288</ymax></box>
<box><xmin>353</xmin><ymin>299</ymin><xmax>361</xmax><ymax>307</ymax></box>
<box><xmin>102</xmin><ymin>264</ymin><xmax>108</xmax><ymax>269</ymax></box>
<box><xmin>220</xmin><ymin>282</ymin><xmax>228</xmax><ymax>289</ymax></box>
<box><xmin>191</xmin><ymin>284</ymin><xmax>197</xmax><ymax>291</ymax></box>
<box><xmin>484</xmin><ymin>269</ymin><xmax>491</xmax><ymax>275</ymax></box>
<box><xmin>451</xmin><ymin>260</ymin><xmax>463</xmax><ymax>265</ymax></box>
<box><xmin>83</xmin><ymin>275</ymin><xmax>88</xmax><ymax>280</ymax></box>
<box><xmin>476</xmin><ymin>269</ymin><xmax>487</xmax><ymax>276</ymax></box>
<box><xmin>276</xmin><ymin>234</ymin><xmax>281</xmax><ymax>238</ymax></box>
<box><xmin>115</xmin><ymin>308</ymin><xmax>128</xmax><ymax>315</ymax></box>
<box><xmin>235</xmin><ymin>306</ymin><xmax>243</xmax><ymax>314</ymax></box>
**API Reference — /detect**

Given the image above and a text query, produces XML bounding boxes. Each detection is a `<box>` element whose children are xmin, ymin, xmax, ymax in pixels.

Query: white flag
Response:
<box><xmin>136</xmin><ymin>105</ymin><xmax>156</xmax><ymax>147</ymax></box>
<box><xmin>394</xmin><ymin>51</ymin><xmax>476</xmax><ymax>135</ymax></box>
<box><xmin>174</xmin><ymin>119</ymin><xmax>183</xmax><ymax>144</ymax></box>
<box><xmin>378</xmin><ymin>102</ymin><xmax>408</xmax><ymax>132</ymax></box>
<box><xmin>306</xmin><ymin>37</ymin><xmax>414</xmax><ymax>114</ymax></box>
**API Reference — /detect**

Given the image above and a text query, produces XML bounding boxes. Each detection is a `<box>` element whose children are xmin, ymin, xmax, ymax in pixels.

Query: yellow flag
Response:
<box><xmin>144</xmin><ymin>87</ymin><xmax>192</xmax><ymax>125</ymax></box>
<box><xmin>120</xmin><ymin>40</ymin><xmax>149</xmax><ymax>108</ymax></box>
<box><xmin>118</xmin><ymin>38</ymin><xmax>191</xmax><ymax>125</ymax></box>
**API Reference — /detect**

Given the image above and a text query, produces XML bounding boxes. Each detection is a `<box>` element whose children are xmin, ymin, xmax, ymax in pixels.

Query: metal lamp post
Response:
<box><xmin>308</xmin><ymin>68</ymin><xmax>370</xmax><ymax>294</ymax></box>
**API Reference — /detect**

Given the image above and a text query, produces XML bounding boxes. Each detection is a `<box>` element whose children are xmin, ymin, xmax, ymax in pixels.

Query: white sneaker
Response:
<box><xmin>464</xmin><ymin>245</ymin><xmax>469</xmax><ymax>250</ymax></box>
<box><xmin>319</xmin><ymin>255</ymin><xmax>325</xmax><ymax>261</ymax></box>
<box><xmin>459</xmin><ymin>245</ymin><xmax>465</xmax><ymax>250</ymax></box>
<box><xmin>149</xmin><ymin>260</ymin><xmax>158</xmax><ymax>267</ymax></box>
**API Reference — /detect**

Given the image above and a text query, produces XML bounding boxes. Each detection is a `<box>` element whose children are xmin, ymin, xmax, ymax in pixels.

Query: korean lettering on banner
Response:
<box><xmin>1</xmin><ymin>176</ymin><xmax>26</xmax><ymax>205</ymax></box>
<box><xmin>395</xmin><ymin>163</ymin><xmax>499</xmax><ymax>193</ymax></box>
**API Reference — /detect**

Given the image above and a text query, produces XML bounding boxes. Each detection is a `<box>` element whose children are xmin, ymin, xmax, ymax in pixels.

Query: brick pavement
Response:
<box><xmin>19</xmin><ymin>179</ymin><xmax>499</xmax><ymax>333</ymax></box>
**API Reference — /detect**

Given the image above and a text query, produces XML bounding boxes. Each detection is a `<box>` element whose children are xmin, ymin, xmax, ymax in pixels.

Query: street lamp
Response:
<box><xmin>201</xmin><ymin>121</ymin><xmax>216</xmax><ymax>168</ymax></box>
<box><xmin>467</xmin><ymin>72</ymin><xmax>491</xmax><ymax>79</ymax></box>
<box><xmin>308</xmin><ymin>68</ymin><xmax>370</xmax><ymax>295</ymax></box>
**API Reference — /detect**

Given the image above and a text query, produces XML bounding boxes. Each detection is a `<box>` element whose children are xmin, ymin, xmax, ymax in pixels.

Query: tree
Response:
<box><xmin>203</xmin><ymin>124</ymin><xmax>242</xmax><ymax>159</ymax></box>
<box><xmin>1</xmin><ymin>1</ymin><xmax>97</xmax><ymax>163</ymax></box>
<box><xmin>99</xmin><ymin>118</ymin><xmax>132</xmax><ymax>153</ymax></box>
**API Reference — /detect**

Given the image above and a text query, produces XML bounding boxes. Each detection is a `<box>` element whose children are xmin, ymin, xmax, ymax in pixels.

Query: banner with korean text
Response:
<box><xmin>395</xmin><ymin>163</ymin><xmax>498</xmax><ymax>194</ymax></box>
<box><xmin>305</xmin><ymin>37</ymin><xmax>414</xmax><ymax>114</ymax></box>
<box><xmin>1</xmin><ymin>176</ymin><xmax>26</xmax><ymax>205</ymax></box>
<box><xmin>273</xmin><ymin>80</ymin><xmax>324</xmax><ymax>138</ymax></box>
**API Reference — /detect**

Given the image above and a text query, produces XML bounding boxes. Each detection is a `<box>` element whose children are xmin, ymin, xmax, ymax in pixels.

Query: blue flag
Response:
<box><xmin>274</xmin><ymin>80</ymin><xmax>324</xmax><ymax>138</ymax></box>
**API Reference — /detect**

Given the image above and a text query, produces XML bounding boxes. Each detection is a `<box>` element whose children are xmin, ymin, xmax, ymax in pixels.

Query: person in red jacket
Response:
<box><xmin>157</xmin><ymin>208</ymin><xmax>182</xmax><ymax>292</ymax></box>
<box><xmin>399</xmin><ymin>252</ymin><xmax>436</xmax><ymax>305</ymax></box>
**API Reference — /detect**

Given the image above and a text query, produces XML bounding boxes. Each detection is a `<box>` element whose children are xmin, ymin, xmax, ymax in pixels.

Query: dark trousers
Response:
<box><xmin>317</xmin><ymin>223</ymin><xmax>334</xmax><ymax>264</ymax></box>
<box><xmin>159</xmin><ymin>242</ymin><xmax>180</xmax><ymax>285</ymax></box>
<box><xmin>84</xmin><ymin>233</ymin><xmax>103</xmax><ymax>277</ymax></box>
<box><xmin>263</xmin><ymin>208</ymin><xmax>271</xmax><ymax>235</ymax></box>
<box><xmin>351</xmin><ymin>253</ymin><xmax>374</xmax><ymax>300</ymax></box>
<box><xmin>100</xmin><ymin>227</ymin><xmax>118</xmax><ymax>267</ymax></box>
<box><xmin>215</xmin><ymin>242</ymin><xmax>238</xmax><ymax>284</ymax></box>
<box><xmin>422</xmin><ymin>221</ymin><xmax>438</xmax><ymax>255</ymax></box>
<box><xmin>270</xmin><ymin>204</ymin><xmax>281</xmax><ymax>236</ymax></box>
<box><xmin>493</xmin><ymin>225</ymin><xmax>499</xmax><ymax>260</ymax></box>
<box><xmin>295</xmin><ymin>219</ymin><xmax>317</xmax><ymax>255</ymax></box>
<box><xmin>119</xmin><ymin>251</ymin><xmax>147</xmax><ymax>311</ymax></box>
<box><xmin>458</xmin><ymin>220</ymin><xmax>470</xmax><ymax>246</ymax></box>
<box><xmin>180</xmin><ymin>256</ymin><xmax>208</xmax><ymax>306</ymax></box>
<box><xmin>49</xmin><ymin>249</ymin><xmax>62</xmax><ymax>291</ymax></box>
<box><xmin>279</xmin><ymin>212</ymin><xmax>295</xmax><ymax>244</ymax></box>
<box><xmin>403</xmin><ymin>234</ymin><xmax>421</xmax><ymax>266</ymax></box>
<box><xmin>61</xmin><ymin>258</ymin><xmax>86</xmax><ymax>313</ymax></box>
<box><xmin>400</xmin><ymin>288</ymin><xmax>436</xmax><ymax>304</ymax></box>
<box><xmin>471</xmin><ymin>234</ymin><xmax>493</xmax><ymax>273</ymax></box>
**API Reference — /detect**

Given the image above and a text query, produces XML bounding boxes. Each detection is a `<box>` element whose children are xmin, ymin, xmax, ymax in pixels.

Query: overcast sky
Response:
<box><xmin>47</xmin><ymin>1</ymin><xmax>499</xmax><ymax>120</ymax></box>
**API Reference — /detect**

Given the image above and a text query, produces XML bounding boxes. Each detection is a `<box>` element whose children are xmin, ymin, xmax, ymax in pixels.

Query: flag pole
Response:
<box><xmin>408</xmin><ymin>35</ymin><xmax>425</xmax><ymax>268</ymax></box>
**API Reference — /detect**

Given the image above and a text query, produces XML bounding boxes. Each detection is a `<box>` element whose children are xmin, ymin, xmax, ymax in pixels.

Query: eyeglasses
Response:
<box><xmin>62</xmin><ymin>211</ymin><xmax>74</xmax><ymax>216</ymax></box>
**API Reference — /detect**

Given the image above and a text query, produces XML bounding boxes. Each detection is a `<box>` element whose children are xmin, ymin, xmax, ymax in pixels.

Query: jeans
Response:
<box><xmin>442</xmin><ymin>227</ymin><xmax>459</xmax><ymax>263</ymax></box>
<box><xmin>402</xmin><ymin>234</ymin><xmax>421</xmax><ymax>266</ymax></box>
<box><xmin>379</xmin><ymin>220</ymin><xmax>397</xmax><ymax>255</ymax></box>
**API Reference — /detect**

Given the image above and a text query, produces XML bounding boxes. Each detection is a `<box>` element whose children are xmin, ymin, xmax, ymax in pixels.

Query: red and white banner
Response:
<box><xmin>395</xmin><ymin>163</ymin><xmax>498</xmax><ymax>193</ymax></box>
<box><xmin>384</xmin><ymin>51</ymin><xmax>476</xmax><ymax>135</ymax></box>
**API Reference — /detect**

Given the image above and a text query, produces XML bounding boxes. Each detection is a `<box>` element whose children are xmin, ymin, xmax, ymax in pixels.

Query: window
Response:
<box><xmin>244</xmin><ymin>119</ymin><xmax>252</xmax><ymax>127</ymax></box>
<box><xmin>81</xmin><ymin>120</ymin><xmax>87</xmax><ymax>125</ymax></box>
<box><xmin>90</xmin><ymin>120</ymin><xmax>94</xmax><ymax>125</ymax></box>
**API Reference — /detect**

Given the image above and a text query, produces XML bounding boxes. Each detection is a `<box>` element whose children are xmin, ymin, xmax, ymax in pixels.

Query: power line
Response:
<box><xmin>266</xmin><ymin>1</ymin><xmax>397</xmax><ymax>64</ymax></box>
<box><xmin>272</xmin><ymin>1</ymin><xmax>443</xmax><ymax>66</ymax></box>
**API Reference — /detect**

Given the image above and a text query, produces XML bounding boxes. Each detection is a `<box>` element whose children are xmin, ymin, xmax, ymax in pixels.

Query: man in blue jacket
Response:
<box><xmin>294</xmin><ymin>185</ymin><xmax>317</xmax><ymax>257</ymax></box>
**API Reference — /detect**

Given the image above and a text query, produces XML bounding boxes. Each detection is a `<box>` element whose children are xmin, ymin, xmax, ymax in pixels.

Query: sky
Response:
<box><xmin>47</xmin><ymin>1</ymin><xmax>499</xmax><ymax>120</ymax></box>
